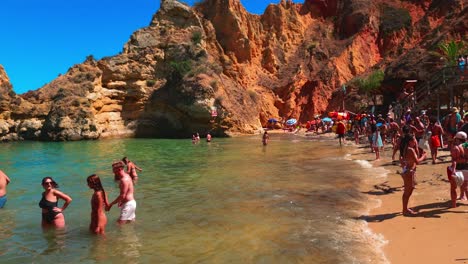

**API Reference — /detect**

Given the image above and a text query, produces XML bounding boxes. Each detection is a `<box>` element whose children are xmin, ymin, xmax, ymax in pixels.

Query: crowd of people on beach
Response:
<box><xmin>266</xmin><ymin>105</ymin><xmax>468</xmax><ymax>216</ymax></box>
<box><xmin>0</xmin><ymin>157</ymin><xmax>142</xmax><ymax>235</ymax></box>
<box><xmin>337</xmin><ymin>106</ymin><xmax>468</xmax><ymax>216</ymax></box>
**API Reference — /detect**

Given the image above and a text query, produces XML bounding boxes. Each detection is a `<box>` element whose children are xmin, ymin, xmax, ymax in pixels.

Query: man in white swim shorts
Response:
<box><xmin>106</xmin><ymin>161</ymin><xmax>136</xmax><ymax>223</ymax></box>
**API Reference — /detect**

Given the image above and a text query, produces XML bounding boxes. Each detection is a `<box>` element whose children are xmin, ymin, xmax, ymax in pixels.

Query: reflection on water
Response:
<box><xmin>0</xmin><ymin>136</ymin><xmax>388</xmax><ymax>263</ymax></box>
<box><xmin>41</xmin><ymin>228</ymin><xmax>67</xmax><ymax>256</ymax></box>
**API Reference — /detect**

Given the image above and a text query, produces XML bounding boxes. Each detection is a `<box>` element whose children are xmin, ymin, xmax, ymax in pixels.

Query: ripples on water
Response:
<box><xmin>0</xmin><ymin>135</ymin><xmax>388</xmax><ymax>263</ymax></box>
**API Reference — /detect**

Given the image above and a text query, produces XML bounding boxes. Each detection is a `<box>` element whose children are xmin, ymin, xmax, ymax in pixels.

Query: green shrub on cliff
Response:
<box><xmin>170</xmin><ymin>60</ymin><xmax>192</xmax><ymax>78</ymax></box>
<box><xmin>437</xmin><ymin>39</ymin><xmax>465</xmax><ymax>66</ymax></box>
<box><xmin>191</xmin><ymin>31</ymin><xmax>202</xmax><ymax>45</ymax></box>
<box><xmin>356</xmin><ymin>70</ymin><xmax>384</xmax><ymax>95</ymax></box>
<box><xmin>380</xmin><ymin>4</ymin><xmax>412</xmax><ymax>35</ymax></box>
<box><xmin>146</xmin><ymin>79</ymin><xmax>156</xmax><ymax>87</ymax></box>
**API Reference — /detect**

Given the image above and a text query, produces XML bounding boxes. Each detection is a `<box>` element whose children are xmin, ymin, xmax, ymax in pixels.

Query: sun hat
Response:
<box><xmin>454</xmin><ymin>131</ymin><xmax>467</xmax><ymax>140</ymax></box>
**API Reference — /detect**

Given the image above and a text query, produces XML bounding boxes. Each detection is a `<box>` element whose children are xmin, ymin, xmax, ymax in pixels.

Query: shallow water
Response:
<box><xmin>0</xmin><ymin>134</ymin><xmax>388</xmax><ymax>263</ymax></box>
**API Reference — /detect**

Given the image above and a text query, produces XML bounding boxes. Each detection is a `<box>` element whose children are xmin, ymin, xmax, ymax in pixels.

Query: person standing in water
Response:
<box><xmin>0</xmin><ymin>169</ymin><xmax>11</xmax><ymax>208</ymax></box>
<box><xmin>39</xmin><ymin>177</ymin><xmax>72</xmax><ymax>229</ymax></box>
<box><xmin>336</xmin><ymin>120</ymin><xmax>346</xmax><ymax>146</ymax></box>
<box><xmin>87</xmin><ymin>174</ymin><xmax>109</xmax><ymax>235</ymax></box>
<box><xmin>107</xmin><ymin>161</ymin><xmax>136</xmax><ymax>224</ymax></box>
<box><xmin>262</xmin><ymin>131</ymin><xmax>269</xmax><ymax>145</ymax></box>
<box><xmin>122</xmin><ymin>157</ymin><xmax>142</xmax><ymax>184</ymax></box>
<box><xmin>206</xmin><ymin>132</ymin><xmax>212</xmax><ymax>142</ymax></box>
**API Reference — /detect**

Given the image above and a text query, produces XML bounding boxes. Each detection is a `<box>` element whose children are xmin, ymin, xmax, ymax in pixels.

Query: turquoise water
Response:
<box><xmin>0</xmin><ymin>135</ymin><xmax>387</xmax><ymax>263</ymax></box>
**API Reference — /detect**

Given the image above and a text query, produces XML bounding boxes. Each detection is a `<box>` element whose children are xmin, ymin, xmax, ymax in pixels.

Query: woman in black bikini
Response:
<box><xmin>39</xmin><ymin>177</ymin><xmax>72</xmax><ymax>229</ymax></box>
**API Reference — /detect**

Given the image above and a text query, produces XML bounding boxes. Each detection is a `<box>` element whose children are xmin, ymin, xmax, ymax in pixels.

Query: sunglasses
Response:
<box><xmin>43</xmin><ymin>181</ymin><xmax>53</xmax><ymax>185</ymax></box>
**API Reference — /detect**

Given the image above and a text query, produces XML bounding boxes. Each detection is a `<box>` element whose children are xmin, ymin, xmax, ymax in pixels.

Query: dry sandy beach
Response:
<box><xmin>351</xmin><ymin>142</ymin><xmax>468</xmax><ymax>264</ymax></box>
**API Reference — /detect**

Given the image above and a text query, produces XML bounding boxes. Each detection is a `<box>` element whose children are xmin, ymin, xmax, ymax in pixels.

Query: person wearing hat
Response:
<box><xmin>448</xmin><ymin>131</ymin><xmax>468</xmax><ymax>208</ymax></box>
<box><xmin>443</xmin><ymin>107</ymin><xmax>462</xmax><ymax>149</ymax></box>
<box><xmin>419</xmin><ymin>110</ymin><xmax>429</xmax><ymax>127</ymax></box>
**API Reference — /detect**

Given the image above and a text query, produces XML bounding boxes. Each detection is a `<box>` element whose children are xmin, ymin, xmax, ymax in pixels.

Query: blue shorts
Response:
<box><xmin>0</xmin><ymin>195</ymin><xmax>7</xmax><ymax>208</ymax></box>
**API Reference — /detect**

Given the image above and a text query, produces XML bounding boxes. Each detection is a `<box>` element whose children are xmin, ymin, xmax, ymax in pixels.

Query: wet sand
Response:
<box><xmin>264</xmin><ymin>128</ymin><xmax>468</xmax><ymax>263</ymax></box>
<box><xmin>352</xmin><ymin>141</ymin><xmax>468</xmax><ymax>264</ymax></box>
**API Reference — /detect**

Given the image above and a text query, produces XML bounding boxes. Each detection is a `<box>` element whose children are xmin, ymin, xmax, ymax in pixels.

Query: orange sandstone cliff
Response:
<box><xmin>0</xmin><ymin>0</ymin><xmax>466</xmax><ymax>141</ymax></box>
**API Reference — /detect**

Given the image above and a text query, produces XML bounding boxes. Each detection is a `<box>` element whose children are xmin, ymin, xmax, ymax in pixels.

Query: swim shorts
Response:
<box><xmin>430</xmin><ymin>135</ymin><xmax>441</xmax><ymax>148</ymax></box>
<box><xmin>0</xmin><ymin>195</ymin><xmax>7</xmax><ymax>208</ymax></box>
<box><xmin>119</xmin><ymin>200</ymin><xmax>136</xmax><ymax>221</ymax></box>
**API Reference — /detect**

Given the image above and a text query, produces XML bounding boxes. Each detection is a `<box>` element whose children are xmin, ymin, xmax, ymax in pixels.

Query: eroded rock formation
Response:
<box><xmin>0</xmin><ymin>0</ymin><xmax>466</xmax><ymax>141</ymax></box>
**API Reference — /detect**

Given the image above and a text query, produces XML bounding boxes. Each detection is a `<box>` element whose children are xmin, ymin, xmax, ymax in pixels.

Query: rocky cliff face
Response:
<box><xmin>0</xmin><ymin>0</ymin><xmax>466</xmax><ymax>141</ymax></box>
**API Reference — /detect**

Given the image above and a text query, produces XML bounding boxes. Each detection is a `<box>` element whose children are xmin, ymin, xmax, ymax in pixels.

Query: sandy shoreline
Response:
<box><xmin>348</xmin><ymin>139</ymin><xmax>468</xmax><ymax>264</ymax></box>
<box><xmin>259</xmin><ymin>129</ymin><xmax>468</xmax><ymax>263</ymax></box>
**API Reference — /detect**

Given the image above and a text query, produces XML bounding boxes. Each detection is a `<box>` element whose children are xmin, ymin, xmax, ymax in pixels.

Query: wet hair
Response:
<box><xmin>122</xmin><ymin>157</ymin><xmax>129</xmax><ymax>164</ymax></box>
<box><xmin>41</xmin><ymin>177</ymin><xmax>59</xmax><ymax>188</ymax></box>
<box><xmin>371</xmin><ymin>123</ymin><xmax>377</xmax><ymax>133</ymax></box>
<box><xmin>87</xmin><ymin>174</ymin><xmax>109</xmax><ymax>205</ymax></box>
<box><xmin>400</xmin><ymin>133</ymin><xmax>415</xmax><ymax>159</ymax></box>
<box><xmin>87</xmin><ymin>174</ymin><xmax>105</xmax><ymax>192</ymax></box>
<box><xmin>401</xmin><ymin>125</ymin><xmax>411</xmax><ymax>135</ymax></box>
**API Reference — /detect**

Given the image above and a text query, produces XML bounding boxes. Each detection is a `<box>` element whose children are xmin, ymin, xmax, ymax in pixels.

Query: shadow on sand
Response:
<box><xmin>357</xmin><ymin>202</ymin><xmax>468</xmax><ymax>223</ymax></box>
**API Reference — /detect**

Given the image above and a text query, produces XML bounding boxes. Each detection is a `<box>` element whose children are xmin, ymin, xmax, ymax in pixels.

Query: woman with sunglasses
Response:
<box><xmin>39</xmin><ymin>177</ymin><xmax>72</xmax><ymax>228</ymax></box>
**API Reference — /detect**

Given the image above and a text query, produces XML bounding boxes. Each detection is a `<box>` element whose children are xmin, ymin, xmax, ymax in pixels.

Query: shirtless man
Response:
<box><xmin>107</xmin><ymin>161</ymin><xmax>136</xmax><ymax>224</ymax></box>
<box><xmin>448</xmin><ymin>132</ymin><xmax>468</xmax><ymax>208</ymax></box>
<box><xmin>428</xmin><ymin>118</ymin><xmax>444</xmax><ymax>164</ymax></box>
<box><xmin>0</xmin><ymin>169</ymin><xmax>11</xmax><ymax>208</ymax></box>
<box><xmin>122</xmin><ymin>157</ymin><xmax>142</xmax><ymax>184</ymax></box>
<box><xmin>388</xmin><ymin>118</ymin><xmax>400</xmax><ymax>147</ymax></box>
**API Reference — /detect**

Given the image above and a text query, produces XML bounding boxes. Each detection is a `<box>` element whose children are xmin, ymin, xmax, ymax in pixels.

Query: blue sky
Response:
<box><xmin>0</xmin><ymin>0</ymin><xmax>301</xmax><ymax>94</ymax></box>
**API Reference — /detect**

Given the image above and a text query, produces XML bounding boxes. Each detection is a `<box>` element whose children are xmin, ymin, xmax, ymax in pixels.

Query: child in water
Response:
<box><xmin>87</xmin><ymin>174</ymin><xmax>109</xmax><ymax>235</ymax></box>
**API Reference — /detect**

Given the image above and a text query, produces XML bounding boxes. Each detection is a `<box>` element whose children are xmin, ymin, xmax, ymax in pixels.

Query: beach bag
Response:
<box><xmin>454</xmin><ymin>171</ymin><xmax>465</xmax><ymax>187</ymax></box>
<box><xmin>418</xmin><ymin>137</ymin><xmax>430</xmax><ymax>151</ymax></box>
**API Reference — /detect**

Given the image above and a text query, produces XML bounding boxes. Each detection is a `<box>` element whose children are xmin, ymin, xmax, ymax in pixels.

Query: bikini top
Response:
<box><xmin>39</xmin><ymin>195</ymin><xmax>58</xmax><ymax>210</ymax></box>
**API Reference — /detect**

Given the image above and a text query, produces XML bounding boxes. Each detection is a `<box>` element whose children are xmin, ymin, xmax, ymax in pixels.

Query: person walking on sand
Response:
<box><xmin>447</xmin><ymin>132</ymin><xmax>468</xmax><ymax>208</ymax></box>
<box><xmin>336</xmin><ymin>120</ymin><xmax>346</xmax><ymax>146</ymax></box>
<box><xmin>388</xmin><ymin>118</ymin><xmax>400</xmax><ymax>147</ymax></box>
<box><xmin>400</xmin><ymin>133</ymin><xmax>427</xmax><ymax>216</ymax></box>
<box><xmin>371</xmin><ymin>123</ymin><xmax>383</xmax><ymax>160</ymax></box>
<box><xmin>122</xmin><ymin>157</ymin><xmax>142</xmax><ymax>184</ymax></box>
<box><xmin>0</xmin><ymin>169</ymin><xmax>11</xmax><ymax>208</ymax></box>
<box><xmin>87</xmin><ymin>174</ymin><xmax>109</xmax><ymax>235</ymax></box>
<box><xmin>39</xmin><ymin>177</ymin><xmax>72</xmax><ymax>229</ymax></box>
<box><xmin>262</xmin><ymin>131</ymin><xmax>269</xmax><ymax>146</ymax></box>
<box><xmin>428</xmin><ymin>117</ymin><xmax>444</xmax><ymax>164</ymax></box>
<box><xmin>106</xmin><ymin>161</ymin><xmax>136</xmax><ymax>224</ymax></box>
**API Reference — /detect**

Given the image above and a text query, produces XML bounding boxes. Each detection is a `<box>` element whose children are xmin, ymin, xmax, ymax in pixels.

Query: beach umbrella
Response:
<box><xmin>268</xmin><ymin>118</ymin><xmax>278</xmax><ymax>123</ymax></box>
<box><xmin>286</xmin><ymin>119</ymin><xmax>297</xmax><ymax>125</ymax></box>
<box><xmin>322</xmin><ymin>117</ymin><xmax>332</xmax><ymax>122</ymax></box>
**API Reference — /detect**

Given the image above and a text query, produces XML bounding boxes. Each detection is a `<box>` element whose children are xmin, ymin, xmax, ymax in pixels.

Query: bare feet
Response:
<box><xmin>403</xmin><ymin>209</ymin><xmax>418</xmax><ymax>216</ymax></box>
